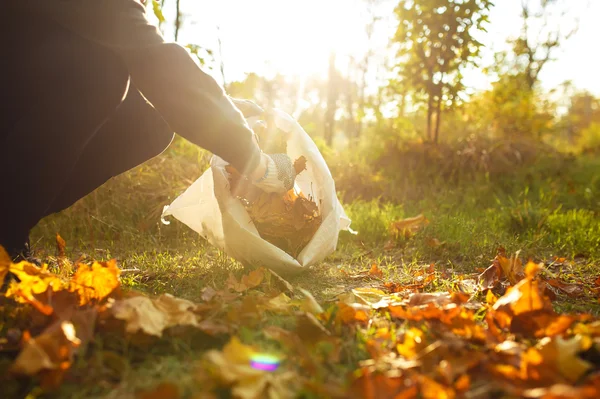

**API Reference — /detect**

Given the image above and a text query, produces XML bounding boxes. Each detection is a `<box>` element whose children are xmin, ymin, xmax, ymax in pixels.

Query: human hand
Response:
<box><xmin>249</xmin><ymin>153</ymin><xmax>296</xmax><ymax>194</ymax></box>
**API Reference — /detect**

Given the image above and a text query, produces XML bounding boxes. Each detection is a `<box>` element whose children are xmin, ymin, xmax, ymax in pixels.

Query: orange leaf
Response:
<box><xmin>69</xmin><ymin>260</ymin><xmax>120</xmax><ymax>305</ymax></box>
<box><xmin>496</xmin><ymin>252</ymin><xmax>525</xmax><ymax>285</ymax></box>
<box><xmin>55</xmin><ymin>233</ymin><xmax>67</xmax><ymax>258</ymax></box>
<box><xmin>0</xmin><ymin>245</ymin><xmax>10</xmax><ymax>287</ymax></box>
<box><xmin>137</xmin><ymin>382</ymin><xmax>180</xmax><ymax>399</ymax></box>
<box><xmin>369</xmin><ymin>263</ymin><xmax>383</xmax><ymax>278</ymax></box>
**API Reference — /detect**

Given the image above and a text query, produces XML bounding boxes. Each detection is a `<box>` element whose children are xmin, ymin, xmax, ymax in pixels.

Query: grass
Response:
<box><xmin>14</xmin><ymin>140</ymin><xmax>600</xmax><ymax>398</ymax></box>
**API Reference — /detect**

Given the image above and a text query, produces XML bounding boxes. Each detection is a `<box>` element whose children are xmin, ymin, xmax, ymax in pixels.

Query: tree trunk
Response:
<box><xmin>426</xmin><ymin>94</ymin><xmax>433</xmax><ymax>142</ymax></box>
<box><xmin>324</xmin><ymin>52</ymin><xmax>338</xmax><ymax>146</ymax></box>
<box><xmin>174</xmin><ymin>0</ymin><xmax>181</xmax><ymax>41</ymax></box>
<box><xmin>434</xmin><ymin>94</ymin><xmax>442</xmax><ymax>143</ymax></box>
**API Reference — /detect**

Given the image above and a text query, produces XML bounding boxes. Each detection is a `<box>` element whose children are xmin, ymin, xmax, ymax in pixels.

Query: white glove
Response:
<box><xmin>253</xmin><ymin>153</ymin><xmax>296</xmax><ymax>193</ymax></box>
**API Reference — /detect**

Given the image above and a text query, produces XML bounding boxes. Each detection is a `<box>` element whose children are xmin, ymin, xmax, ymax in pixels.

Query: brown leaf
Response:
<box><xmin>478</xmin><ymin>262</ymin><xmax>502</xmax><ymax>290</ymax></box>
<box><xmin>11</xmin><ymin>321</ymin><xmax>81</xmax><ymax>388</ymax></box>
<box><xmin>390</xmin><ymin>214</ymin><xmax>429</xmax><ymax>239</ymax></box>
<box><xmin>545</xmin><ymin>279</ymin><xmax>585</xmax><ymax>298</ymax></box>
<box><xmin>137</xmin><ymin>382</ymin><xmax>180</xmax><ymax>399</ymax></box>
<box><xmin>496</xmin><ymin>252</ymin><xmax>525</xmax><ymax>285</ymax></box>
<box><xmin>295</xmin><ymin>312</ymin><xmax>330</xmax><ymax>344</ymax></box>
<box><xmin>55</xmin><ymin>233</ymin><xmax>67</xmax><ymax>258</ymax></box>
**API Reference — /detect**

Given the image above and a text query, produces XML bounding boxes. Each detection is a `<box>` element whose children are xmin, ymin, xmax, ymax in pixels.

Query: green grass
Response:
<box><xmin>13</xmin><ymin>144</ymin><xmax>600</xmax><ymax>398</ymax></box>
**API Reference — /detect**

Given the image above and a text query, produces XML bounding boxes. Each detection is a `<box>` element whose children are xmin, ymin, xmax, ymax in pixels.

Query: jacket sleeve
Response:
<box><xmin>14</xmin><ymin>0</ymin><xmax>262</xmax><ymax>173</ymax></box>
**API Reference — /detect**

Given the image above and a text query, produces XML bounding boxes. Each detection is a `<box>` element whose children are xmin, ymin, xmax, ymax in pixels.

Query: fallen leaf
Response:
<box><xmin>111</xmin><ymin>294</ymin><xmax>200</xmax><ymax>337</ymax></box>
<box><xmin>11</xmin><ymin>321</ymin><xmax>81</xmax><ymax>388</ymax></box>
<box><xmin>205</xmin><ymin>336</ymin><xmax>296</xmax><ymax>399</ymax></box>
<box><xmin>545</xmin><ymin>279</ymin><xmax>585</xmax><ymax>298</ymax></box>
<box><xmin>0</xmin><ymin>245</ymin><xmax>11</xmax><ymax>286</ymax></box>
<box><xmin>369</xmin><ymin>263</ymin><xmax>383</xmax><ymax>278</ymax></box>
<box><xmin>478</xmin><ymin>262</ymin><xmax>502</xmax><ymax>290</ymax></box>
<box><xmin>391</xmin><ymin>214</ymin><xmax>430</xmax><ymax>239</ymax></box>
<box><xmin>298</xmin><ymin>288</ymin><xmax>324</xmax><ymax>314</ymax></box>
<box><xmin>137</xmin><ymin>382</ymin><xmax>180</xmax><ymax>399</ymax></box>
<box><xmin>496</xmin><ymin>251</ymin><xmax>525</xmax><ymax>285</ymax></box>
<box><xmin>56</xmin><ymin>233</ymin><xmax>67</xmax><ymax>258</ymax></box>
<box><xmin>69</xmin><ymin>260</ymin><xmax>120</xmax><ymax>305</ymax></box>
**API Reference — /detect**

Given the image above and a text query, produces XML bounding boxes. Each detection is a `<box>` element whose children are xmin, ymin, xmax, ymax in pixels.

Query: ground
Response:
<box><xmin>2</xmin><ymin>145</ymin><xmax>599</xmax><ymax>398</ymax></box>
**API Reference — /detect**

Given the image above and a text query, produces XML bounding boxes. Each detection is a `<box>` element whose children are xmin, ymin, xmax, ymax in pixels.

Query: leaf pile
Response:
<box><xmin>226</xmin><ymin>156</ymin><xmax>322</xmax><ymax>258</ymax></box>
<box><xmin>3</xmin><ymin>243</ymin><xmax>600</xmax><ymax>398</ymax></box>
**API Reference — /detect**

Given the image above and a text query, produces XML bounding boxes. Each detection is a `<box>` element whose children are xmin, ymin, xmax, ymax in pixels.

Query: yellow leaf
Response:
<box><xmin>69</xmin><ymin>260</ymin><xmax>120</xmax><ymax>305</ymax></box>
<box><xmin>205</xmin><ymin>337</ymin><xmax>295</xmax><ymax>399</ymax></box>
<box><xmin>298</xmin><ymin>288</ymin><xmax>324</xmax><ymax>314</ymax></box>
<box><xmin>537</xmin><ymin>335</ymin><xmax>593</xmax><ymax>383</ymax></box>
<box><xmin>6</xmin><ymin>261</ymin><xmax>66</xmax><ymax>302</ymax></box>
<box><xmin>266</xmin><ymin>293</ymin><xmax>292</xmax><ymax>311</ymax></box>
<box><xmin>0</xmin><ymin>245</ymin><xmax>10</xmax><ymax>287</ymax></box>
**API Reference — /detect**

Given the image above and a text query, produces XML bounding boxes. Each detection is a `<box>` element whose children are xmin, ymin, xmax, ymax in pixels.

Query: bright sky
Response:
<box><xmin>163</xmin><ymin>0</ymin><xmax>599</xmax><ymax>96</ymax></box>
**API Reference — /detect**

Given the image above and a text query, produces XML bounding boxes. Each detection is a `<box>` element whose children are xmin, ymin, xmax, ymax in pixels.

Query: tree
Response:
<box><xmin>324</xmin><ymin>52</ymin><xmax>340</xmax><ymax>146</ymax></box>
<box><xmin>513</xmin><ymin>0</ymin><xmax>578</xmax><ymax>91</ymax></box>
<box><xmin>393</xmin><ymin>0</ymin><xmax>492</xmax><ymax>143</ymax></box>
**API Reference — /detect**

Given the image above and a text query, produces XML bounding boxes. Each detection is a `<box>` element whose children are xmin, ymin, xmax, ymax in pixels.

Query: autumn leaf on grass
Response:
<box><xmin>297</xmin><ymin>288</ymin><xmax>324</xmax><ymax>314</ymax></box>
<box><xmin>137</xmin><ymin>382</ymin><xmax>180</xmax><ymax>399</ymax></box>
<box><xmin>491</xmin><ymin>262</ymin><xmax>574</xmax><ymax>337</ymax></box>
<box><xmin>11</xmin><ymin>321</ymin><xmax>81</xmax><ymax>388</ymax></box>
<box><xmin>496</xmin><ymin>251</ymin><xmax>525</xmax><ymax>285</ymax></box>
<box><xmin>0</xmin><ymin>245</ymin><xmax>10</xmax><ymax>286</ymax></box>
<box><xmin>545</xmin><ymin>279</ymin><xmax>585</xmax><ymax>298</ymax></box>
<box><xmin>369</xmin><ymin>263</ymin><xmax>383</xmax><ymax>278</ymax></box>
<box><xmin>227</xmin><ymin>268</ymin><xmax>265</xmax><ymax>293</ymax></box>
<box><xmin>6</xmin><ymin>261</ymin><xmax>66</xmax><ymax>303</ymax></box>
<box><xmin>204</xmin><ymin>336</ymin><xmax>296</xmax><ymax>399</ymax></box>
<box><xmin>478</xmin><ymin>261</ymin><xmax>502</xmax><ymax>291</ymax></box>
<box><xmin>390</xmin><ymin>214</ymin><xmax>429</xmax><ymax>240</ymax></box>
<box><xmin>69</xmin><ymin>260</ymin><xmax>120</xmax><ymax>305</ymax></box>
<box><xmin>111</xmin><ymin>294</ymin><xmax>201</xmax><ymax>337</ymax></box>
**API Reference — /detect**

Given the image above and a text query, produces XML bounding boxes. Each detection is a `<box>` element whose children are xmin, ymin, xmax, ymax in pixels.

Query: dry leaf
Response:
<box><xmin>227</xmin><ymin>157</ymin><xmax>321</xmax><ymax>258</ymax></box>
<box><xmin>69</xmin><ymin>260</ymin><xmax>120</xmax><ymax>305</ymax></box>
<box><xmin>11</xmin><ymin>321</ymin><xmax>81</xmax><ymax>388</ymax></box>
<box><xmin>205</xmin><ymin>336</ymin><xmax>295</xmax><ymax>399</ymax></box>
<box><xmin>56</xmin><ymin>233</ymin><xmax>67</xmax><ymax>258</ymax></box>
<box><xmin>298</xmin><ymin>288</ymin><xmax>324</xmax><ymax>314</ymax></box>
<box><xmin>111</xmin><ymin>294</ymin><xmax>200</xmax><ymax>337</ymax></box>
<box><xmin>137</xmin><ymin>382</ymin><xmax>181</xmax><ymax>399</ymax></box>
<box><xmin>496</xmin><ymin>252</ymin><xmax>525</xmax><ymax>285</ymax></box>
<box><xmin>391</xmin><ymin>214</ymin><xmax>430</xmax><ymax>239</ymax></box>
<box><xmin>0</xmin><ymin>245</ymin><xmax>11</xmax><ymax>286</ymax></box>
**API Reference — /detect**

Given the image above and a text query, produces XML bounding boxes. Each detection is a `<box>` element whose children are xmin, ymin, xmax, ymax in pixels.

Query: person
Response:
<box><xmin>0</xmin><ymin>0</ymin><xmax>296</xmax><ymax>260</ymax></box>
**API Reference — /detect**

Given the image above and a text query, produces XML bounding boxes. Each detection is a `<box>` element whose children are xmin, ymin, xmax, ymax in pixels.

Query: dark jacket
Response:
<box><xmin>9</xmin><ymin>0</ymin><xmax>261</xmax><ymax>173</ymax></box>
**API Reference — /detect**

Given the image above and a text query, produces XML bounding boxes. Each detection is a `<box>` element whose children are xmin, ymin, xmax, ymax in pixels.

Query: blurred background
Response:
<box><xmin>35</xmin><ymin>0</ymin><xmax>599</xmax><ymax>263</ymax></box>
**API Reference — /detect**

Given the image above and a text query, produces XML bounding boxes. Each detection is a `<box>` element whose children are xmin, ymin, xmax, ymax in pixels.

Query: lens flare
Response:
<box><xmin>250</xmin><ymin>353</ymin><xmax>280</xmax><ymax>371</ymax></box>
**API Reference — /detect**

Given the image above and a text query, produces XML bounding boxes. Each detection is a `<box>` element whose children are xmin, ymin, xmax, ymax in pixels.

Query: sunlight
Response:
<box><xmin>180</xmin><ymin>0</ymin><xmax>375</xmax><ymax>80</ymax></box>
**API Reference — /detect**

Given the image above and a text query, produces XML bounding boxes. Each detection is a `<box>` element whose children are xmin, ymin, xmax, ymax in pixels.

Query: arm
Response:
<box><xmin>15</xmin><ymin>0</ymin><xmax>262</xmax><ymax>174</ymax></box>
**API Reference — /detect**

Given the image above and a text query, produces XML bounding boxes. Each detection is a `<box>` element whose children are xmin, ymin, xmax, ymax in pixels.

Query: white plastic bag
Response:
<box><xmin>161</xmin><ymin>109</ymin><xmax>351</xmax><ymax>274</ymax></box>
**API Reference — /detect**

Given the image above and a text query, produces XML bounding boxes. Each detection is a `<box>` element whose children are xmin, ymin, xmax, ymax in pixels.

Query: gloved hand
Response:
<box><xmin>250</xmin><ymin>152</ymin><xmax>296</xmax><ymax>193</ymax></box>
